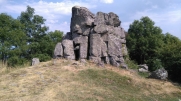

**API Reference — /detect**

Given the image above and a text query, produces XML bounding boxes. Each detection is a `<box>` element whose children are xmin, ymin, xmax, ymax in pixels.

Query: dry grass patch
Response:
<box><xmin>0</xmin><ymin>59</ymin><xmax>181</xmax><ymax>101</ymax></box>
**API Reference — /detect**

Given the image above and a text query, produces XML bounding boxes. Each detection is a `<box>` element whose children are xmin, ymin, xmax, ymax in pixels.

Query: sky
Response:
<box><xmin>0</xmin><ymin>0</ymin><xmax>181</xmax><ymax>39</ymax></box>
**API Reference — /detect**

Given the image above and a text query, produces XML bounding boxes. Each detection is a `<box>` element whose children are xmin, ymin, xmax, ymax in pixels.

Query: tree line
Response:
<box><xmin>126</xmin><ymin>16</ymin><xmax>181</xmax><ymax>83</ymax></box>
<box><xmin>0</xmin><ymin>6</ymin><xmax>63</xmax><ymax>67</ymax></box>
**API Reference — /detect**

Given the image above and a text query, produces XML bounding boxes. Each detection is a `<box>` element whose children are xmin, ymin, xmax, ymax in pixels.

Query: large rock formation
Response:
<box><xmin>54</xmin><ymin>6</ymin><xmax>128</xmax><ymax>68</ymax></box>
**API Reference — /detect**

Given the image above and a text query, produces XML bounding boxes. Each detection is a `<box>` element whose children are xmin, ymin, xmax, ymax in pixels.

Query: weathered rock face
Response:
<box><xmin>149</xmin><ymin>68</ymin><xmax>168</xmax><ymax>80</ymax></box>
<box><xmin>62</xmin><ymin>40</ymin><xmax>75</xmax><ymax>60</ymax></box>
<box><xmin>54</xmin><ymin>43</ymin><xmax>63</xmax><ymax>58</ymax></box>
<box><xmin>32</xmin><ymin>58</ymin><xmax>40</xmax><ymax>66</ymax></box>
<box><xmin>54</xmin><ymin>6</ymin><xmax>128</xmax><ymax>68</ymax></box>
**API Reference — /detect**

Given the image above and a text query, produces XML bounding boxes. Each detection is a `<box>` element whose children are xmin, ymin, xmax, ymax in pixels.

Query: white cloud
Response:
<box><xmin>27</xmin><ymin>0</ymin><xmax>96</xmax><ymax>32</ymax></box>
<box><xmin>0</xmin><ymin>0</ymin><xmax>97</xmax><ymax>32</ymax></box>
<box><xmin>48</xmin><ymin>21</ymin><xmax>70</xmax><ymax>34</ymax></box>
<box><xmin>100</xmin><ymin>0</ymin><xmax>114</xmax><ymax>4</ymax></box>
<box><xmin>29</xmin><ymin>0</ymin><xmax>96</xmax><ymax>15</ymax></box>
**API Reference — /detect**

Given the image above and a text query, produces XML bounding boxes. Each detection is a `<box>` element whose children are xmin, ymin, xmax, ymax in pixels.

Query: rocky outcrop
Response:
<box><xmin>54</xmin><ymin>6</ymin><xmax>128</xmax><ymax>68</ymax></box>
<box><xmin>149</xmin><ymin>68</ymin><xmax>168</xmax><ymax>80</ymax></box>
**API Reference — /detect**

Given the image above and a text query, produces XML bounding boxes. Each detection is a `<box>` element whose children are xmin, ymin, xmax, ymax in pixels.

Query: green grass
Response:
<box><xmin>138</xmin><ymin>72</ymin><xmax>150</xmax><ymax>78</ymax></box>
<box><xmin>124</xmin><ymin>57</ymin><xmax>139</xmax><ymax>69</ymax></box>
<box><xmin>77</xmin><ymin>69</ymin><xmax>181</xmax><ymax>101</ymax></box>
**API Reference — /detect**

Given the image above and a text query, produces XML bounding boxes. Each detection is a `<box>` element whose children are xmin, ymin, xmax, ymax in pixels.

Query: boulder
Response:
<box><xmin>108</xmin><ymin>34</ymin><xmax>122</xmax><ymax>57</ymax></box>
<box><xmin>94</xmin><ymin>12</ymin><xmax>109</xmax><ymax>25</ymax></box>
<box><xmin>109</xmin><ymin>56</ymin><xmax>125</xmax><ymax>67</ymax></box>
<box><xmin>109</xmin><ymin>56</ymin><xmax>120</xmax><ymax>67</ymax></box>
<box><xmin>138</xmin><ymin>64</ymin><xmax>148</xmax><ymax>70</ymax></box>
<box><xmin>138</xmin><ymin>68</ymin><xmax>149</xmax><ymax>73</ymax></box>
<box><xmin>32</xmin><ymin>58</ymin><xmax>40</xmax><ymax>66</ymax></box>
<box><xmin>94</xmin><ymin>24</ymin><xmax>108</xmax><ymax>34</ymax></box>
<box><xmin>101</xmin><ymin>41</ymin><xmax>108</xmax><ymax>57</ymax></box>
<box><xmin>138</xmin><ymin>64</ymin><xmax>149</xmax><ymax>73</ymax></box>
<box><xmin>89</xmin><ymin>34</ymin><xmax>102</xmax><ymax>57</ymax></box>
<box><xmin>54</xmin><ymin>42</ymin><xmax>63</xmax><ymax>58</ymax></box>
<box><xmin>73</xmin><ymin>36</ymin><xmax>88</xmax><ymax>59</ymax></box>
<box><xmin>62</xmin><ymin>40</ymin><xmax>75</xmax><ymax>60</ymax></box>
<box><xmin>79</xmin><ymin>36</ymin><xmax>88</xmax><ymax>59</ymax></box>
<box><xmin>71</xmin><ymin>6</ymin><xmax>95</xmax><ymax>36</ymax></box>
<box><xmin>94</xmin><ymin>12</ymin><xmax>121</xmax><ymax>27</ymax></box>
<box><xmin>149</xmin><ymin>68</ymin><xmax>168</xmax><ymax>80</ymax></box>
<box><xmin>108</xmin><ymin>12</ymin><xmax>121</xmax><ymax>27</ymax></box>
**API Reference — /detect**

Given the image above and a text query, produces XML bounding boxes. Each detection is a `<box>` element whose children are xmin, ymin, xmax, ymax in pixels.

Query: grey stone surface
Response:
<box><xmin>114</xmin><ymin>27</ymin><xmax>122</xmax><ymax>38</ymax></box>
<box><xmin>120</xmin><ymin>39</ymin><xmax>126</xmax><ymax>44</ymax></box>
<box><xmin>89</xmin><ymin>34</ymin><xmax>102</xmax><ymax>57</ymax></box>
<box><xmin>138</xmin><ymin>68</ymin><xmax>149</xmax><ymax>73</ymax></box>
<box><xmin>62</xmin><ymin>40</ymin><xmax>75</xmax><ymax>60</ymax></box>
<box><xmin>94</xmin><ymin>24</ymin><xmax>108</xmax><ymax>34</ymax></box>
<box><xmin>101</xmin><ymin>32</ymin><xmax>109</xmax><ymax>42</ymax></box>
<box><xmin>62</xmin><ymin>32</ymin><xmax>72</xmax><ymax>40</ymax></box>
<box><xmin>71</xmin><ymin>6</ymin><xmax>95</xmax><ymax>36</ymax></box>
<box><xmin>94</xmin><ymin>12</ymin><xmax>120</xmax><ymax>27</ymax></box>
<box><xmin>138</xmin><ymin>64</ymin><xmax>148</xmax><ymax>70</ymax></box>
<box><xmin>79</xmin><ymin>36</ymin><xmax>88</xmax><ymax>59</ymax></box>
<box><xmin>54</xmin><ymin>42</ymin><xmax>63</xmax><ymax>58</ymax></box>
<box><xmin>101</xmin><ymin>40</ymin><xmax>108</xmax><ymax>57</ymax></box>
<box><xmin>120</xmin><ymin>28</ymin><xmax>125</xmax><ymax>38</ymax></box>
<box><xmin>108</xmin><ymin>34</ymin><xmax>122</xmax><ymax>57</ymax></box>
<box><xmin>89</xmin><ymin>56</ymin><xmax>101</xmax><ymax>64</ymax></box>
<box><xmin>105</xmin><ymin>57</ymin><xmax>110</xmax><ymax>64</ymax></box>
<box><xmin>32</xmin><ymin>58</ymin><xmax>40</xmax><ymax>66</ymax></box>
<box><xmin>149</xmin><ymin>68</ymin><xmax>168</xmax><ymax>80</ymax></box>
<box><xmin>138</xmin><ymin>64</ymin><xmax>149</xmax><ymax>73</ymax></box>
<box><xmin>94</xmin><ymin>12</ymin><xmax>109</xmax><ymax>25</ymax></box>
<box><xmin>110</xmin><ymin>56</ymin><xmax>120</xmax><ymax>67</ymax></box>
<box><xmin>108</xmin><ymin>12</ymin><xmax>121</xmax><ymax>27</ymax></box>
<box><xmin>54</xmin><ymin>6</ymin><xmax>128</xmax><ymax>68</ymax></box>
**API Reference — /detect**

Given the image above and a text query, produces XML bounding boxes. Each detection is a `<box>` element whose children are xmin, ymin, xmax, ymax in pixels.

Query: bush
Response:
<box><xmin>146</xmin><ymin>59</ymin><xmax>163</xmax><ymax>71</ymax></box>
<box><xmin>7</xmin><ymin>56</ymin><xmax>27</xmax><ymax>67</ymax></box>
<box><xmin>124</xmin><ymin>55</ymin><xmax>139</xmax><ymax>69</ymax></box>
<box><xmin>33</xmin><ymin>54</ymin><xmax>51</xmax><ymax>62</ymax></box>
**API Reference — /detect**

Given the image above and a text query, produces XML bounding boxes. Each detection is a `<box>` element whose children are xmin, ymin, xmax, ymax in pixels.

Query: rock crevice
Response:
<box><xmin>54</xmin><ymin>6</ymin><xmax>128</xmax><ymax>68</ymax></box>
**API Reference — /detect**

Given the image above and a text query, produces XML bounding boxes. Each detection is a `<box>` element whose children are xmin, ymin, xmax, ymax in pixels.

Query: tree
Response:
<box><xmin>126</xmin><ymin>16</ymin><xmax>164</xmax><ymax>71</ymax></box>
<box><xmin>18</xmin><ymin>6</ymin><xmax>49</xmax><ymax>60</ymax></box>
<box><xmin>18</xmin><ymin>6</ymin><xmax>63</xmax><ymax>62</ymax></box>
<box><xmin>0</xmin><ymin>13</ymin><xmax>27</xmax><ymax>66</ymax></box>
<box><xmin>40</xmin><ymin>30</ymin><xmax>63</xmax><ymax>56</ymax></box>
<box><xmin>159</xmin><ymin>33</ymin><xmax>181</xmax><ymax>82</ymax></box>
<box><xmin>127</xmin><ymin>16</ymin><xmax>181</xmax><ymax>83</ymax></box>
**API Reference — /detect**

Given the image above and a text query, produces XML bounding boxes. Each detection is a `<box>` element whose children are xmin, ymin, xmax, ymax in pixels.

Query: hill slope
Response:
<box><xmin>0</xmin><ymin>59</ymin><xmax>181</xmax><ymax>101</ymax></box>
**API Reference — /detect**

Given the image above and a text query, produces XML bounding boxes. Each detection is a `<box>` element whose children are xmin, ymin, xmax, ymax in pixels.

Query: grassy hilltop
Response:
<box><xmin>0</xmin><ymin>59</ymin><xmax>181</xmax><ymax>101</ymax></box>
